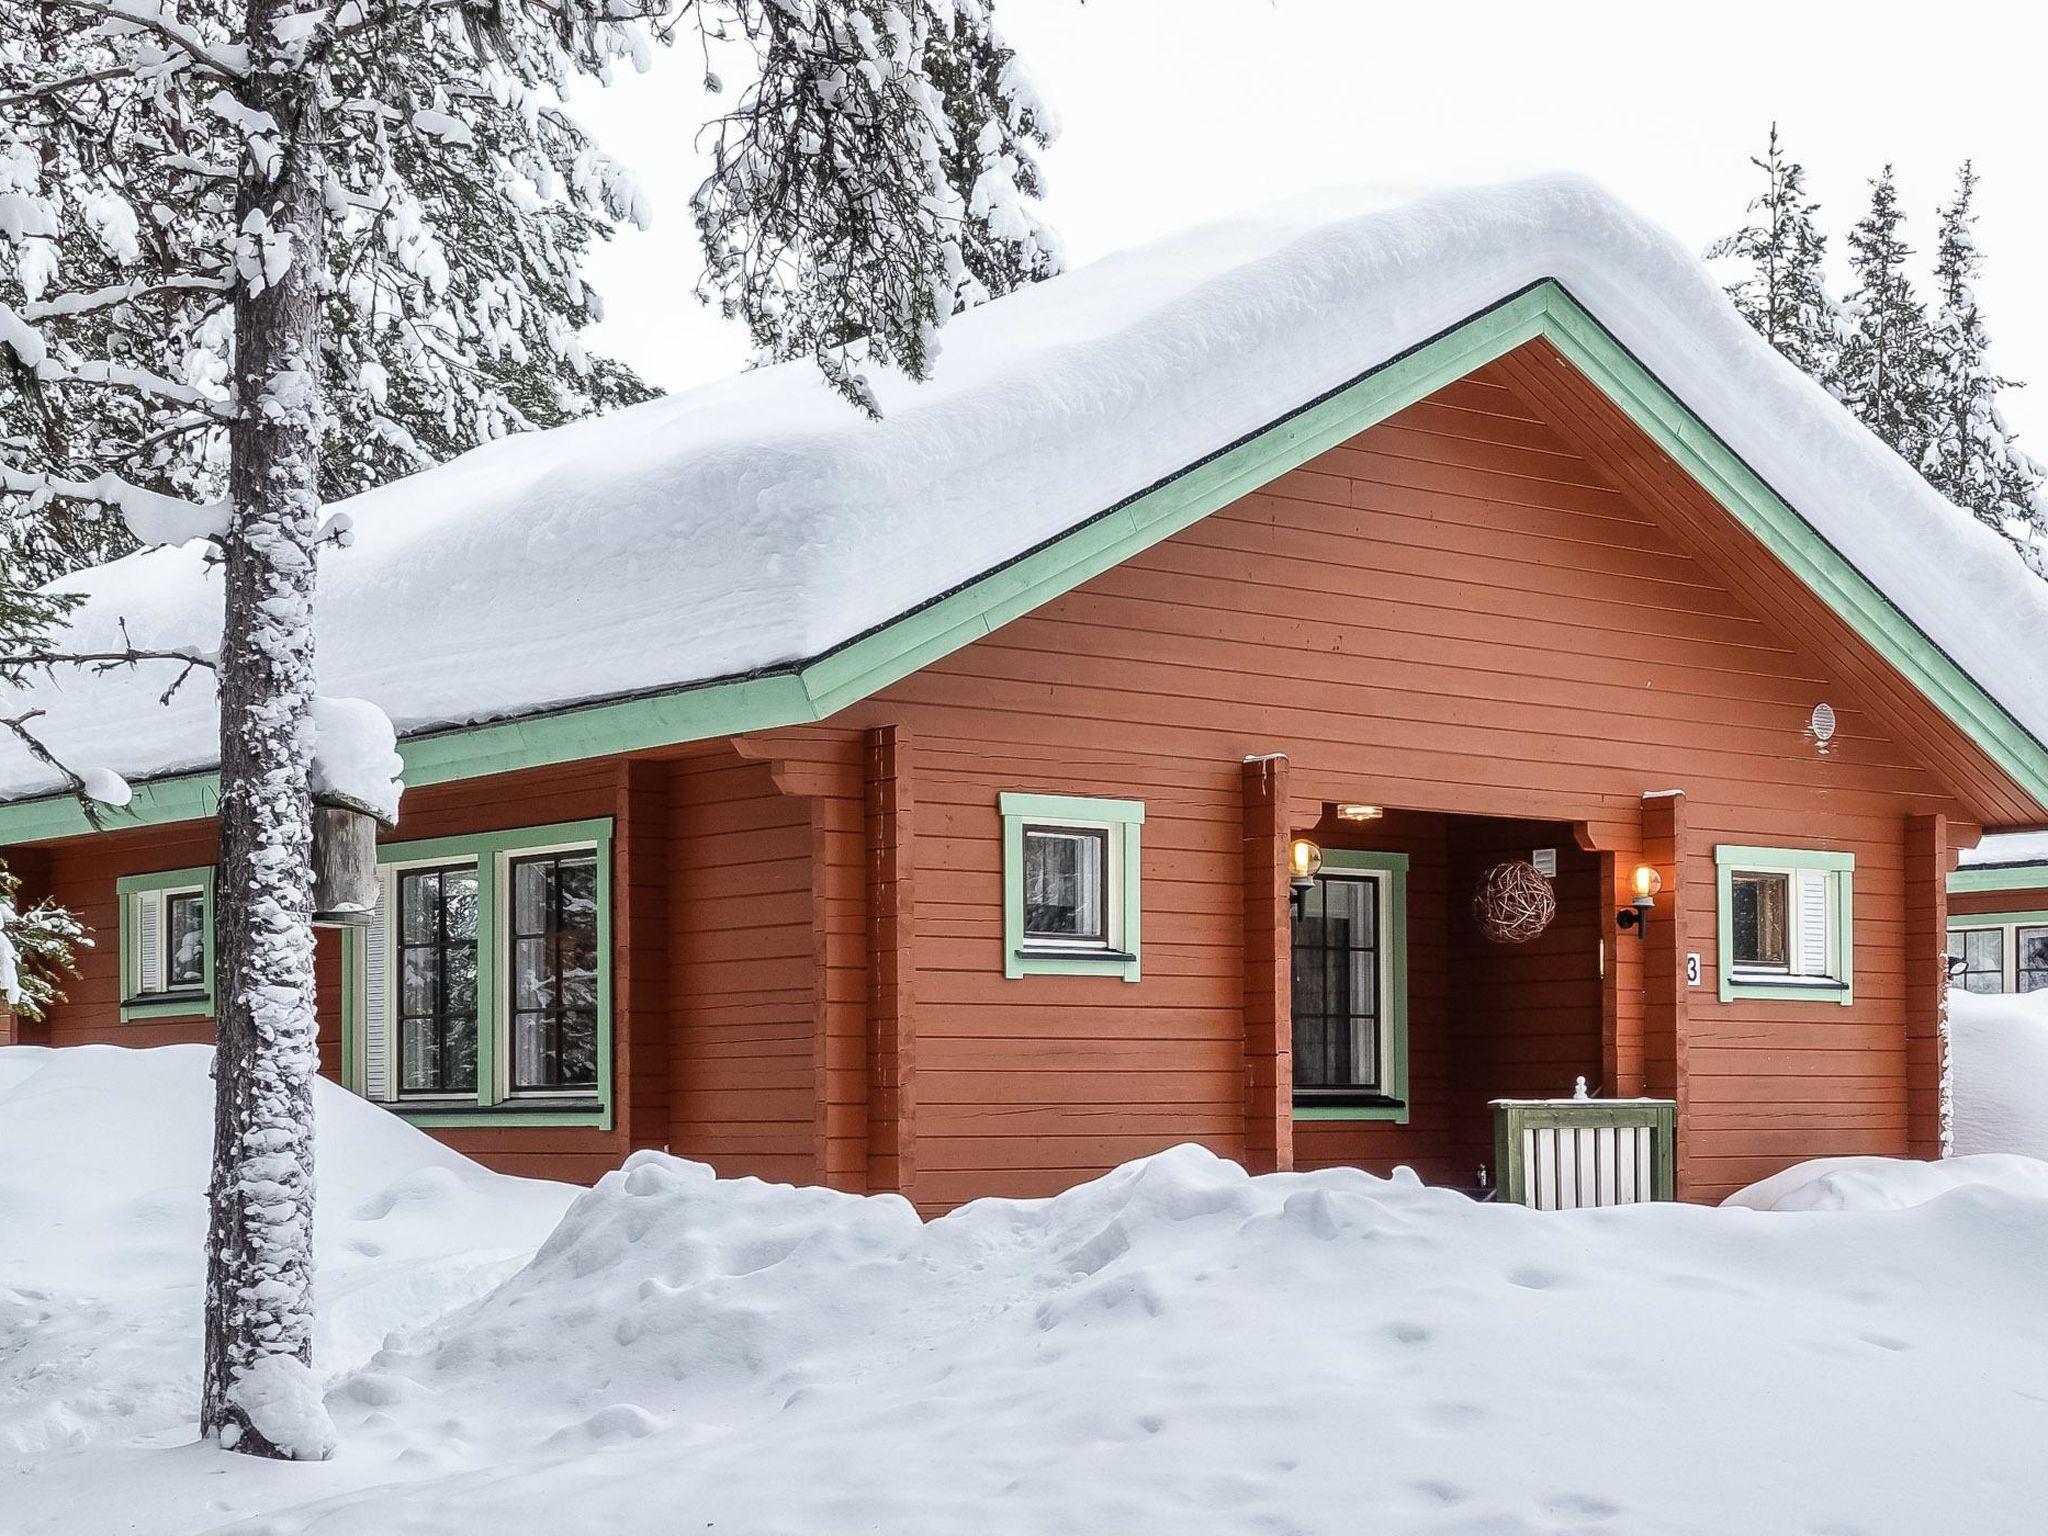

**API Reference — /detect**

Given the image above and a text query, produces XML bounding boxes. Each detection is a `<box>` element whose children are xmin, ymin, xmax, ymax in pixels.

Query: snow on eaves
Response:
<box><xmin>8</xmin><ymin>173</ymin><xmax>2048</xmax><ymax>807</ymax></box>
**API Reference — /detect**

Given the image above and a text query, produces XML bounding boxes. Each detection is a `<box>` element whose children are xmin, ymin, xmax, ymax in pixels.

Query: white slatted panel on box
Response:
<box><xmin>361</xmin><ymin>878</ymin><xmax>391</xmax><ymax>1100</ymax></box>
<box><xmin>1796</xmin><ymin>869</ymin><xmax>1831</xmax><ymax>975</ymax></box>
<box><xmin>1495</xmin><ymin>1098</ymin><xmax>1676</xmax><ymax>1209</ymax></box>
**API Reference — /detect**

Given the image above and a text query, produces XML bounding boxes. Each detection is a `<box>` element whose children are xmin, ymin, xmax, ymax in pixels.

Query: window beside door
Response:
<box><xmin>1714</xmin><ymin>846</ymin><xmax>1854</xmax><ymax>1005</ymax></box>
<box><xmin>1290</xmin><ymin>848</ymin><xmax>1409</xmax><ymax>1121</ymax></box>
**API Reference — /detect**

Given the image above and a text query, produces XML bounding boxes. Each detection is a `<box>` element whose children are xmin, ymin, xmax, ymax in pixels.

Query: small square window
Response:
<box><xmin>1715</xmin><ymin>847</ymin><xmax>1852</xmax><ymax>1004</ymax></box>
<box><xmin>1022</xmin><ymin>826</ymin><xmax>1110</xmax><ymax>946</ymax></box>
<box><xmin>117</xmin><ymin>870</ymin><xmax>214</xmax><ymax>1019</ymax></box>
<box><xmin>999</xmin><ymin>793</ymin><xmax>1143</xmax><ymax>981</ymax></box>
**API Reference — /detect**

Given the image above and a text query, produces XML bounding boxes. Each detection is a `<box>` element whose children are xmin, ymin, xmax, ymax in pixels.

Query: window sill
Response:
<box><xmin>1006</xmin><ymin>946</ymin><xmax>1140</xmax><ymax>982</ymax></box>
<box><xmin>119</xmin><ymin>992</ymin><xmax>213</xmax><ymax>1022</ymax></box>
<box><xmin>1294</xmin><ymin>1096</ymin><xmax>1409</xmax><ymax>1124</ymax></box>
<box><xmin>1720</xmin><ymin>974</ymin><xmax>1853</xmax><ymax>1006</ymax></box>
<box><xmin>387</xmin><ymin>1100</ymin><xmax>611</xmax><ymax>1130</ymax></box>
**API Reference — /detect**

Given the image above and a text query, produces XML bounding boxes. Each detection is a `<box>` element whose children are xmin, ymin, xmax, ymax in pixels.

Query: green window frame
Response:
<box><xmin>1946</xmin><ymin>911</ymin><xmax>2048</xmax><ymax>996</ymax></box>
<box><xmin>1291</xmin><ymin>849</ymin><xmax>1410</xmax><ymax>1124</ymax></box>
<box><xmin>340</xmin><ymin>817</ymin><xmax>614</xmax><ymax>1129</ymax></box>
<box><xmin>1713</xmin><ymin>845</ymin><xmax>1854</xmax><ymax>1005</ymax></box>
<box><xmin>116</xmin><ymin>865</ymin><xmax>215</xmax><ymax>1021</ymax></box>
<box><xmin>999</xmin><ymin>792</ymin><xmax>1143</xmax><ymax>981</ymax></box>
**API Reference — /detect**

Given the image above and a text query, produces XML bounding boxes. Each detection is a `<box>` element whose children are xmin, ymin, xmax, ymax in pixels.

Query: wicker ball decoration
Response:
<box><xmin>1472</xmin><ymin>859</ymin><xmax>1557</xmax><ymax>945</ymax></box>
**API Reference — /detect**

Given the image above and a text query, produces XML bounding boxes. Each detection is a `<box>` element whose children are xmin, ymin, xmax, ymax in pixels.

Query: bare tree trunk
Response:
<box><xmin>199</xmin><ymin>0</ymin><xmax>330</xmax><ymax>1459</ymax></box>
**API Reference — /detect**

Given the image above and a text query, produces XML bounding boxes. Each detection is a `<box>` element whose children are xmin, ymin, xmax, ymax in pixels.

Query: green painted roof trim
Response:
<box><xmin>8</xmin><ymin>280</ymin><xmax>2047</xmax><ymax>847</ymax></box>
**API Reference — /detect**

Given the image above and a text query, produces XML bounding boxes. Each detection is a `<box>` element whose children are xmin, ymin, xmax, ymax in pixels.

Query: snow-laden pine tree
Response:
<box><xmin>0</xmin><ymin>0</ymin><xmax>660</xmax><ymax>586</ymax></box>
<box><xmin>1832</xmin><ymin>166</ymin><xmax>1934</xmax><ymax>461</ymax></box>
<box><xmin>1706</xmin><ymin>124</ymin><xmax>1840</xmax><ymax>382</ymax></box>
<box><xmin>1919</xmin><ymin>162</ymin><xmax>2048</xmax><ymax>564</ymax></box>
<box><xmin>0</xmin><ymin>0</ymin><xmax>1060</xmax><ymax>1460</ymax></box>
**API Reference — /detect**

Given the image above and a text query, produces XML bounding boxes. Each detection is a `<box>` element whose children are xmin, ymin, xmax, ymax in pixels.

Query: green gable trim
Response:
<box><xmin>115</xmin><ymin>865</ymin><xmax>215</xmax><ymax>1022</ymax></box>
<box><xmin>7</xmin><ymin>280</ymin><xmax>2046</xmax><ymax>847</ymax></box>
<box><xmin>1949</xmin><ymin>863</ymin><xmax>2048</xmax><ymax>895</ymax></box>
<box><xmin>1293</xmin><ymin>848</ymin><xmax>1411</xmax><ymax>1125</ymax></box>
<box><xmin>999</xmin><ymin>792</ymin><xmax>1144</xmax><ymax>982</ymax></box>
<box><xmin>1713</xmin><ymin>845</ymin><xmax>1855</xmax><ymax>1006</ymax></box>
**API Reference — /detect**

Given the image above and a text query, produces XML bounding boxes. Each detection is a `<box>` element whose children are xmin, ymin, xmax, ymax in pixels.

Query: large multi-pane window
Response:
<box><xmin>351</xmin><ymin>820</ymin><xmax>611</xmax><ymax>1119</ymax></box>
<box><xmin>509</xmin><ymin>851</ymin><xmax>600</xmax><ymax>1092</ymax></box>
<box><xmin>1948</xmin><ymin>920</ymin><xmax>2048</xmax><ymax>994</ymax></box>
<box><xmin>1291</xmin><ymin>872</ymin><xmax>1383</xmax><ymax>1096</ymax></box>
<box><xmin>1947</xmin><ymin>927</ymin><xmax>2005</xmax><ymax>994</ymax></box>
<box><xmin>396</xmin><ymin>864</ymin><xmax>479</xmax><ymax>1096</ymax></box>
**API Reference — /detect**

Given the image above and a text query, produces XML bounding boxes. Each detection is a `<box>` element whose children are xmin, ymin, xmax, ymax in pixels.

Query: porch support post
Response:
<box><xmin>1639</xmin><ymin>791</ymin><xmax>1690</xmax><ymax>1186</ymax></box>
<box><xmin>1903</xmin><ymin>813</ymin><xmax>1952</xmax><ymax>1160</ymax></box>
<box><xmin>1241</xmin><ymin>754</ymin><xmax>1293</xmax><ymax>1173</ymax></box>
<box><xmin>864</xmin><ymin>725</ymin><xmax>919</xmax><ymax>1201</ymax></box>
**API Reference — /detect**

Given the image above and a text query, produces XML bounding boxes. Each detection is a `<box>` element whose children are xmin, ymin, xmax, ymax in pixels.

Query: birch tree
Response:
<box><xmin>0</xmin><ymin>0</ymin><xmax>1058</xmax><ymax>1459</ymax></box>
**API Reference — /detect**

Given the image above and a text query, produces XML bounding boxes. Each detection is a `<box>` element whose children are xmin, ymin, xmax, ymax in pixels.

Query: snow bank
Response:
<box><xmin>6</xmin><ymin>175</ymin><xmax>2048</xmax><ymax>803</ymax></box>
<box><xmin>0</xmin><ymin>1044</ymin><xmax>573</xmax><ymax>1456</ymax></box>
<box><xmin>20</xmin><ymin>1138</ymin><xmax>2048</xmax><ymax>1533</ymax></box>
<box><xmin>1723</xmin><ymin>1153</ymin><xmax>2048</xmax><ymax>1211</ymax></box>
<box><xmin>1948</xmin><ymin>988</ymin><xmax>2048</xmax><ymax>1160</ymax></box>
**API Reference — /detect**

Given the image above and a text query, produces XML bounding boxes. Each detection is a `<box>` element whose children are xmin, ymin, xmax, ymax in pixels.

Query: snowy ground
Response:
<box><xmin>8</xmin><ymin>1031</ymin><xmax>2048</xmax><ymax>1535</ymax></box>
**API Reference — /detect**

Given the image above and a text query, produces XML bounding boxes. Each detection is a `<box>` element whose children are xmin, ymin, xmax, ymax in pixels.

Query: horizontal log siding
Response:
<box><xmin>822</xmin><ymin>354</ymin><xmax>1969</xmax><ymax>1207</ymax></box>
<box><xmin>1950</xmin><ymin>886</ymin><xmax>2048</xmax><ymax>918</ymax></box>
<box><xmin>667</xmin><ymin>753</ymin><xmax>821</xmax><ymax>1185</ymax></box>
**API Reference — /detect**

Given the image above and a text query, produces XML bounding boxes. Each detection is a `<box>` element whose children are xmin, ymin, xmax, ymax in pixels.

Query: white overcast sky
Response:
<box><xmin>579</xmin><ymin>0</ymin><xmax>2048</xmax><ymax>440</ymax></box>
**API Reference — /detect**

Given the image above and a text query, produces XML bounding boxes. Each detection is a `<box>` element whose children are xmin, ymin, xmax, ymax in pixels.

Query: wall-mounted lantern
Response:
<box><xmin>1616</xmin><ymin>863</ymin><xmax>1661</xmax><ymax>935</ymax></box>
<box><xmin>1289</xmin><ymin>837</ymin><xmax>1323</xmax><ymax>915</ymax></box>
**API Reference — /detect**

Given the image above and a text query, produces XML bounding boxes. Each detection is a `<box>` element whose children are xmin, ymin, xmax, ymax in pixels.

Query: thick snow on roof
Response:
<box><xmin>9</xmin><ymin>173</ymin><xmax>2048</xmax><ymax>805</ymax></box>
<box><xmin>1958</xmin><ymin>830</ymin><xmax>2048</xmax><ymax>868</ymax></box>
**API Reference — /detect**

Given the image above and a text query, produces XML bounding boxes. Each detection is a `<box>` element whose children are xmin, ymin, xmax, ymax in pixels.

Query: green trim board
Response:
<box><xmin>1948</xmin><ymin>908</ymin><xmax>2048</xmax><ymax>929</ymax></box>
<box><xmin>348</xmin><ymin>817</ymin><xmax>614</xmax><ymax>1130</ymax></box>
<box><xmin>999</xmin><ymin>793</ymin><xmax>1144</xmax><ymax>981</ymax></box>
<box><xmin>1713</xmin><ymin>845</ymin><xmax>1855</xmax><ymax>1006</ymax></box>
<box><xmin>1949</xmin><ymin>863</ymin><xmax>2048</xmax><ymax>895</ymax></box>
<box><xmin>9</xmin><ymin>280</ymin><xmax>2048</xmax><ymax>848</ymax></box>
<box><xmin>1292</xmin><ymin>849</ymin><xmax>1411</xmax><ymax>1125</ymax></box>
<box><xmin>114</xmin><ymin>865</ymin><xmax>215</xmax><ymax>1021</ymax></box>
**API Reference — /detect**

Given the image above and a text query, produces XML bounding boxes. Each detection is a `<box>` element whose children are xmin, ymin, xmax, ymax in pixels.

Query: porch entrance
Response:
<box><xmin>1287</xmin><ymin>806</ymin><xmax>1608</xmax><ymax>1191</ymax></box>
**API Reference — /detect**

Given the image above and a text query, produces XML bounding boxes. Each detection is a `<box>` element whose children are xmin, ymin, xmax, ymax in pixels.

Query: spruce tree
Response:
<box><xmin>1833</xmin><ymin>166</ymin><xmax>1934</xmax><ymax>461</ymax></box>
<box><xmin>1707</xmin><ymin>124</ymin><xmax>1840</xmax><ymax>381</ymax></box>
<box><xmin>1920</xmin><ymin>161</ymin><xmax>2047</xmax><ymax>561</ymax></box>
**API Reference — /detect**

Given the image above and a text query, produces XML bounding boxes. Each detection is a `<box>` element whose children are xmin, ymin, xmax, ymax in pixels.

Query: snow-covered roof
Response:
<box><xmin>1958</xmin><ymin>832</ymin><xmax>2048</xmax><ymax>870</ymax></box>
<box><xmin>10</xmin><ymin>174</ymin><xmax>2048</xmax><ymax>818</ymax></box>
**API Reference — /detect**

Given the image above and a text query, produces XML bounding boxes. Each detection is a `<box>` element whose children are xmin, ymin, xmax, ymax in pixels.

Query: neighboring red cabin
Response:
<box><xmin>6</xmin><ymin>196</ymin><xmax>2047</xmax><ymax>1210</ymax></box>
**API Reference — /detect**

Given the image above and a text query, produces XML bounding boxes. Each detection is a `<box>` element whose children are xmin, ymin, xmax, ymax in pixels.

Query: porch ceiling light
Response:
<box><xmin>1617</xmin><ymin>864</ymin><xmax>1661</xmax><ymax>934</ymax></box>
<box><xmin>1335</xmin><ymin>803</ymin><xmax>1383</xmax><ymax>821</ymax></box>
<box><xmin>1288</xmin><ymin>838</ymin><xmax>1323</xmax><ymax>914</ymax></box>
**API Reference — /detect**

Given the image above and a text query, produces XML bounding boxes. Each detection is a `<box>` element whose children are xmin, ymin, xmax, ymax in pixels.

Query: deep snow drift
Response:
<box><xmin>0</xmin><ymin>1045</ymin><xmax>573</xmax><ymax>1457</ymax></box>
<box><xmin>10</xmin><ymin>1044</ymin><xmax>2048</xmax><ymax>1535</ymax></box>
<box><xmin>7</xmin><ymin>176</ymin><xmax>2048</xmax><ymax>804</ymax></box>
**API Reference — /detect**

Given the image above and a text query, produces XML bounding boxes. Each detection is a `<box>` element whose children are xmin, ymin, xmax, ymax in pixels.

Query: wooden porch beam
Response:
<box><xmin>1242</xmin><ymin>753</ymin><xmax>1294</xmax><ymax>1173</ymax></box>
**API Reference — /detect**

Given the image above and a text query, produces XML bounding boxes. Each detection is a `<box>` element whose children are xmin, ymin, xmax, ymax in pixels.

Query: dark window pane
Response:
<box><xmin>1731</xmin><ymin>873</ymin><xmax>1789</xmax><ymax>969</ymax></box>
<box><xmin>1022</xmin><ymin>826</ymin><xmax>1108</xmax><ymax>941</ymax></box>
<box><xmin>2020</xmin><ymin>928</ymin><xmax>2048</xmax><ymax>994</ymax></box>
<box><xmin>507</xmin><ymin>851</ymin><xmax>601</xmax><ymax>1092</ymax></box>
<box><xmin>396</xmin><ymin>863</ymin><xmax>479</xmax><ymax>1097</ymax></box>
<box><xmin>165</xmin><ymin>892</ymin><xmax>206</xmax><ymax>989</ymax></box>
<box><xmin>1290</xmin><ymin>873</ymin><xmax>1381</xmax><ymax>1094</ymax></box>
<box><xmin>400</xmin><ymin>870</ymin><xmax>439</xmax><ymax>943</ymax></box>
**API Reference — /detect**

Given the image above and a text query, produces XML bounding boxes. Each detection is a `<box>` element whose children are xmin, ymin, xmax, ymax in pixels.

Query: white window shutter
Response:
<box><xmin>1796</xmin><ymin>870</ymin><xmax>1831</xmax><ymax>977</ymax></box>
<box><xmin>134</xmin><ymin>891</ymin><xmax>163</xmax><ymax>996</ymax></box>
<box><xmin>362</xmin><ymin>877</ymin><xmax>392</xmax><ymax>1101</ymax></box>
